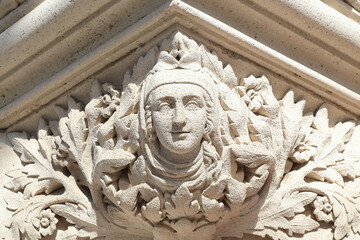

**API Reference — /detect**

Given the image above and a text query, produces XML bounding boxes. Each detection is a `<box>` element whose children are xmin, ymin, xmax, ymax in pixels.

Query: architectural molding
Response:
<box><xmin>0</xmin><ymin>0</ymin><xmax>359</xmax><ymax>129</ymax></box>
<box><xmin>0</xmin><ymin>0</ymin><xmax>24</xmax><ymax>19</ymax></box>
<box><xmin>3</xmin><ymin>31</ymin><xmax>360</xmax><ymax>240</ymax></box>
<box><xmin>343</xmin><ymin>0</ymin><xmax>360</xmax><ymax>13</ymax></box>
<box><xmin>322</xmin><ymin>0</ymin><xmax>360</xmax><ymax>23</ymax></box>
<box><xmin>0</xmin><ymin>1</ymin><xmax>359</xmax><ymax>239</ymax></box>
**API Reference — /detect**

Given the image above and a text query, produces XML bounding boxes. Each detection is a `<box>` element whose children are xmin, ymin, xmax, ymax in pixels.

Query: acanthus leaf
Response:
<box><xmin>287</xmin><ymin>214</ymin><xmax>320</xmax><ymax>235</ymax></box>
<box><xmin>306</xmin><ymin>168</ymin><xmax>344</xmax><ymax>187</ymax></box>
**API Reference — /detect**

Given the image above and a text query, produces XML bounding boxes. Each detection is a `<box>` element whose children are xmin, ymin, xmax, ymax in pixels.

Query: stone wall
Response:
<box><xmin>0</xmin><ymin>1</ymin><xmax>359</xmax><ymax>239</ymax></box>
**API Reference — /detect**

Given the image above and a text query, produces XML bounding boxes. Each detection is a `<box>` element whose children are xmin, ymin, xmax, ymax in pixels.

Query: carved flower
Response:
<box><xmin>246</xmin><ymin>89</ymin><xmax>264</xmax><ymax>112</ymax></box>
<box><xmin>32</xmin><ymin>209</ymin><xmax>58</xmax><ymax>237</ymax></box>
<box><xmin>311</xmin><ymin>196</ymin><xmax>334</xmax><ymax>223</ymax></box>
<box><xmin>52</xmin><ymin>149</ymin><xmax>68</xmax><ymax>167</ymax></box>
<box><xmin>290</xmin><ymin>141</ymin><xmax>317</xmax><ymax>163</ymax></box>
<box><xmin>101</xmin><ymin>84</ymin><xmax>121</xmax><ymax>118</ymax></box>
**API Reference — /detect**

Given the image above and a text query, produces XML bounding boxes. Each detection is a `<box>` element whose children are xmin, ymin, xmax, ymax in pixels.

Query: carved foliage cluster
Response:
<box><xmin>3</xmin><ymin>32</ymin><xmax>360</xmax><ymax>240</ymax></box>
<box><xmin>220</xmin><ymin>81</ymin><xmax>360</xmax><ymax>240</ymax></box>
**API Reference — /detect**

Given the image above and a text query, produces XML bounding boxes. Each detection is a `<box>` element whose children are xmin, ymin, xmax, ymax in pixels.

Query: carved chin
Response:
<box><xmin>156</xmin><ymin>133</ymin><xmax>204</xmax><ymax>156</ymax></box>
<box><xmin>161</xmin><ymin>139</ymin><xmax>199</xmax><ymax>153</ymax></box>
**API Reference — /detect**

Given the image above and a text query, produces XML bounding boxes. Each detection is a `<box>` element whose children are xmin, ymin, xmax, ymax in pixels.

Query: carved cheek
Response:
<box><xmin>152</xmin><ymin>109</ymin><xmax>174</xmax><ymax>136</ymax></box>
<box><xmin>186</xmin><ymin>108</ymin><xmax>206</xmax><ymax>134</ymax></box>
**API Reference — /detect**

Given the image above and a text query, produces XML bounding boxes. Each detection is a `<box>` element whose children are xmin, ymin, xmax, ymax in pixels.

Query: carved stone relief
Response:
<box><xmin>3</xmin><ymin>32</ymin><xmax>360</xmax><ymax>240</ymax></box>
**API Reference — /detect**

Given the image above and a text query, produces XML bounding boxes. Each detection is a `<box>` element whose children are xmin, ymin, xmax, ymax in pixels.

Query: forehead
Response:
<box><xmin>150</xmin><ymin>83</ymin><xmax>206</xmax><ymax>101</ymax></box>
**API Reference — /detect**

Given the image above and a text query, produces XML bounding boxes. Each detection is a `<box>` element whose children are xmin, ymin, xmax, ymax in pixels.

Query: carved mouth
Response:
<box><xmin>171</xmin><ymin>131</ymin><xmax>190</xmax><ymax>133</ymax></box>
<box><xmin>171</xmin><ymin>131</ymin><xmax>190</xmax><ymax>139</ymax></box>
<box><xmin>171</xmin><ymin>131</ymin><xmax>191</xmax><ymax>135</ymax></box>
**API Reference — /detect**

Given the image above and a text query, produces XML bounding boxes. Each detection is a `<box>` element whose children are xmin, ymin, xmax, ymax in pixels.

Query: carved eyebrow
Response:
<box><xmin>154</xmin><ymin>96</ymin><xmax>175</xmax><ymax>103</ymax></box>
<box><xmin>150</xmin><ymin>96</ymin><xmax>175</xmax><ymax>109</ymax></box>
<box><xmin>183</xmin><ymin>95</ymin><xmax>205</xmax><ymax>105</ymax></box>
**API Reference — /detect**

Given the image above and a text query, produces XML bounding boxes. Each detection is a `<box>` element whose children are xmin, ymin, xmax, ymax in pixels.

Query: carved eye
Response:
<box><xmin>158</xmin><ymin>102</ymin><xmax>172</xmax><ymax>112</ymax></box>
<box><xmin>185</xmin><ymin>100</ymin><xmax>201</xmax><ymax>110</ymax></box>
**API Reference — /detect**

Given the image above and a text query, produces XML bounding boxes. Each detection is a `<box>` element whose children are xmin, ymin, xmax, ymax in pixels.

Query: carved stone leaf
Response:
<box><xmin>123</xmin><ymin>46</ymin><xmax>159</xmax><ymax>87</ymax></box>
<box><xmin>58</xmin><ymin>97</ymin><xmax>88</xmax><ymax>161</ymax></box>
<box><xmin>115</xmin><ymin>184</ymin><xmax>158</xmax><ymax>214</ymax></box>
<box><xmin>76</xmin><ymin>230</ymin><xmax>102</xmax><ymax>240</ymax></box>
<box><xmin>9</xmin><ymin>205</ymin><xmax>52</xmax><ymax>240</ymax></box>
<box><xmin>106</xmin><ymin>205</ymin><xmax>153</xmax><ymax>235</ymax></box>
<box><xmin>8</xmin><ymin>132</ymin><xmax>52</xmax><ymax>170</ymax></box>
<box><xmin>3</xmin><ymin>189</ymin><xmax>23</xmax><ymax>211</ymax></box>
<box><xmin>199</xmin><ymin>45</ymin><xmax>225</xmax><ymax>82</ymax></box>
<box><xmin>280</xmin><ymin>192</ymin><xmax>317</xmax><ymax>217</ymax></box>
<box><xmin>312</xmin><ymin>104</ymin><xmax>329</xmax><ymax>133</ymax></box>
<box><xmin>94</xmin><ymin>148</ymin><xmax>136</xmax><ymax>174</ymax></box>
<box><xmin>258</xmin><ymin>191</ymin><xmax>317</xmax><ymax>234</ymax></box>
<box><xmin>344</xmin><ymin>125</ymin><xmax>360</xmax><ymax>159</ymax></box>
<box><xmin>165</xmin><ymin>186</ymin><xmax>200</xmax><ymax>220</ymax></box>
<box><xmin>342</xmin><ymin>231</ymin><xmax>360</xmax><ymax>240</ymax></box>
<box><xmin>37</xmin><ymin>118</ymin><xmax>55</xmax><ymax>160</ymax></box>
<box><xmin>323</xmin><ymin>190</ymin><xmax>360</xmax><ymax>240</ymax></box>
<box><xmin>307</xmin><ymin>168</ymin><xmax>344</xmax><ymax>186</ymax></box>
<box><xmin>318</xmin><ymin>121</ymin><xmax>354</xmax><ymax>163</ymax></box>
<box><xmin>158</xmin><ymin>32</ymin><xmax>191</xmax><ymax>53</ymax></box>
<box><xmin>337</xmin><ymin>125</ymin><xmax>360</xmax><ymax>179</ymax></box>
<box><xmin>5</xmin><ymin>168</ymin><xmax>23</xmax><ymax>178</ymax></box>
<box><xmin>279</xmin><ymin>91</ymin><xmax>306</xmax><ymax>155</ymax></box>
<box><xmin>6</xmin><ymin>131</ymin><xmax>62</xmax><ymax>202</ymax></box>
<box><xmin>251</xmin><ymin>228</ymin><xmax>290</xmax><ymax>240</ymax></box>
<box><xmin>287</xmin><ymin>214</ymin><xmax>320</xmax><ymax>235</ymax></box>
<box><xmin>223</xmin><ymin>64</ymin><xmax>237</xmax><ymax>88</ymax></box>
<box><xmin>331</xmin><ymin>163</ymin><xmax>359</xmax><ymax>180</ymax></box>
<box><xmin>57</xmin><ymin>97</ymin><xmax>93</xmax><ymax>186</ymax></box>
<box><xmin>248</xmin><ymin>112</ymin><xmax>273</xmax><ymax>149</ymax></box>
<box><xmin>141</xmin><ymin>196</ymin><xmax>163</xmax><ymax>223</ymax></box>
<box><xmin>344</xmin><ymin>178</ymin><xmax>360</xmax><ymax>199</ymax></box>
<box><xmin>343</xmin><ymin>201</ymin><xmax>360</xmax><ymax>232</ymax></box>
<box><xmin>331</xmin><ymin>196</ymin><xmax>352</xmax><ymax>240</ymax></box>
<box><xmin>51</xmin><ymin>203</ymin><xmax>98</xmax><ymax>235</ymax></box>
<box><xmin>4</xmin><ymin>174</ymin><xmax>32</xmax><ymax>192</ymax></box>
<box><xmin>220</xmin><ymin>87</ymin><xmax>250</xmax><ymax>144</ymax></box>
<box><xmin>37</xmin><ymin>138</ymin><xmax>52</xmax><ymax>163</ymax></box>
<box><xmin>22</xmin><ymin>163</ymin><xmax>52</xmax><ymax>178</ymax></box>
<box><xmin>54</xmin><ymin>225</ymin><xmax>79</xmax><ymax>240</ymax></box>
<box><xmin>23</xmin><ymin>224</ymin><xmax>41</xmax><ymax>240</ymax></box>
<box><xmin>201</xmin><ymin>196</ymin><xmax>225</xmax><ymax>222</ymax></box>
<box><xmin>23</xmin><ymin>179</ymin><xmax>61</xmax><ymax>199</ymax></box>
<box><xmin>5</xmin><ymin>30</ymin><xmax>360</xmax><ymax>240</ymax></box>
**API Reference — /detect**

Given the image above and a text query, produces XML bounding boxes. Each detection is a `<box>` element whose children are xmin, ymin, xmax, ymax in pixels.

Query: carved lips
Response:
<box><xmin>149</xmin><ymin>83</ymin><xmax>207</xmax><ymax>156</ymax></box>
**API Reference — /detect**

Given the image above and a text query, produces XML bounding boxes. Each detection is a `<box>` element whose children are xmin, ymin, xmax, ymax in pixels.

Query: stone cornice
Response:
<box><xmin>0</xmin><ymin>0</ymin><xmax>359</xmax><ymax>129</ymax></box>
<box><xmin>2</xmin><ymin>30</ymin><xmax>360</xmax><ymax>240</ymax></box>
<box><xmin>1</xmin><ymin>1</ymin><xmax>360</xmax><ymax>239</ymax></box>
<box><xmin>322</xmin><ymin>0</ymin><xmax>360</xmax><ymax>23</ymax></box>
<box><xmin>0</xmin><ymin>0</ymin><xmax>24</xmax><ymax>20</ymax></box>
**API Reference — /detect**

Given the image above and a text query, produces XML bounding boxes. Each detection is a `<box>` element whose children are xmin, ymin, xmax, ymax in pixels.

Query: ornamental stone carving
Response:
<box><xmin>3</xmin><ymin>32</ymin><xmax>360</xmax><ymax>240</ymax></box>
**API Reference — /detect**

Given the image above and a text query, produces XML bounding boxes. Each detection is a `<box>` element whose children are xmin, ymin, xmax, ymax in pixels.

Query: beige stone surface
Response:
<box><xmin>0</xmin><ymin>1</ymin><xmax>359</xmax><ymax>239</ymax></box>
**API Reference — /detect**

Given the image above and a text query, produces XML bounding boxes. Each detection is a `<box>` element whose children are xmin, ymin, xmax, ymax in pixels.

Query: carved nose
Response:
<box><xmin>173</xmin><ymin>105</ymin><xmax>186</xmax><ymax>127</ymax></box>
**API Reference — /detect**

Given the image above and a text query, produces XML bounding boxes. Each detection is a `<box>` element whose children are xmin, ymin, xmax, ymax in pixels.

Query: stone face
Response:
<box><xmin>1</xmin><ymin>1</ymin><xmax>360</xmax><ymax>240</ymax></box>
<box><xmin>1</xmin><ymin>31</ymin><xmax>360</xmax><ymax>239</ymax></box>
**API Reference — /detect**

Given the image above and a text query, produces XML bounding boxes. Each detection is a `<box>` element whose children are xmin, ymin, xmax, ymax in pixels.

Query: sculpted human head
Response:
<box><xmin>144</xmin><ymin>69</ymin><xmax>216</xmax><ymax>161</ymax></box>
<box><xmin>150</xmin><ymin>83</ymin><xmax>207</xmax><ymax>156</ymax></box>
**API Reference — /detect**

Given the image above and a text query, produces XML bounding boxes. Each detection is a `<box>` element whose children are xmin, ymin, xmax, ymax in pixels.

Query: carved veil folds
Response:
<box><xmin>4</xmin><ymin>32</ymin><xmax>360</xmax><ymax>240</ymax></box>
